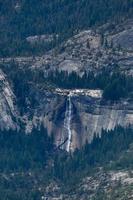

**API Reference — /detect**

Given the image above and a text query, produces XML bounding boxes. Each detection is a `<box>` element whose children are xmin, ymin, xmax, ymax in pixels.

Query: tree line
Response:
<box><xmin>47</xmin><ymin>70</ymin><xmax>133</xmax><ymax>100</ymax></box>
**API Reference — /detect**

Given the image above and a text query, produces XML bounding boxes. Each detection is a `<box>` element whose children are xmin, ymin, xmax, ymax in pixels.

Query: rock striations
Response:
<box><xmin>0</xmin><ymin>20</ymin><xmax>133</xmax><ymax>151</ymax></box>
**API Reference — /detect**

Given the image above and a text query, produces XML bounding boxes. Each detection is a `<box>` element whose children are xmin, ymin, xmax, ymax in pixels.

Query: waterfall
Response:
<box><xmin>64</xmin><ymin>93</ymin><xmax>72</xmax><ymax>152</ymax></box>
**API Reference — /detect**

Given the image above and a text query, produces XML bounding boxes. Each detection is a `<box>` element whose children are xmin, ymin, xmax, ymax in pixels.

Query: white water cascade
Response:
<box><xmin>64</xmin><ymin>93</ymin><xmax>72</xmax><ymax>152</ymax></box>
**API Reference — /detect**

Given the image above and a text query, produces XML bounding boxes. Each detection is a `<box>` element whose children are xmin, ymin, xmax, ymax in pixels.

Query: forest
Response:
<box><xmin>0</xmin><ymin>0</ymin><xmax>133</xmax><ymax>57</ymax></box>
<box><xmin>1</xmin><ymin>60</ymin><xmax>132</xmax><ymax>102</ymax></box>
<box><xmin>0</xmin><ymin>126</ymin><xmax>133</xmax><ymax>176</ymax></box>
<box><xmin>0</xmin><ymin>126</ymin><xmax>54</xmax><ymax>172</ymax></box>
<box><xmin>0</xmin><ymin>126</ymin><xmax>133</xmax><ymax>199</ymax></box>
<box><xmin>0</xmin><ymin>1</ymin><xmax>133</xmax><ymax>199</ymax></box>
<box><xmin>47</xmin><ymin>70</ymin><xmax>133</xmax><ymax>100</ymax></box>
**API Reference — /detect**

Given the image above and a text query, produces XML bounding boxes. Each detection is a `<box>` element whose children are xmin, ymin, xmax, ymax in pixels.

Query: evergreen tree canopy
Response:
<box><xmin>0</xmin><ymin>0</ymin><xmax>133</xmax><ymax>56</ymax></box>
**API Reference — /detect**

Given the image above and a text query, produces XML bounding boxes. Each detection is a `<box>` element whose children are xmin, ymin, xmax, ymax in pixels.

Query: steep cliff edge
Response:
<box><xmin>0</xmin><ymin>69</ymin><xmax>19</xmax><ymax>130</ymax></box>
<box><xmin>27</xmin><ymin>89</ymin><xmax>133</xmax><ymax>151</ymax></box>
<box><xmin>0</xmin><ymin>66</ymin><xmax>132</xmax><ymax>151</ymax></box>
<box><xmin>0</xmin><ymin>20</ymin><xmax>132</xmax><ymax>151</ymax></box>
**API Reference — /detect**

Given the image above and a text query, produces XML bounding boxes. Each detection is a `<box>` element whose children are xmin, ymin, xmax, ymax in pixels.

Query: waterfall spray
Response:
<box><xmin>64</xmin><ymin>93</ymin><xmax>72</xmax><ymax>152</ymax></box>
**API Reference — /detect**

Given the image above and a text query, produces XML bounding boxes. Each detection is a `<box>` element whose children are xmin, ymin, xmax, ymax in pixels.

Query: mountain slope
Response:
<box><xmin>0</xmin><ymin>127</ymin><xmax>133</xmax><ymax>200</ymax></box>
<box><xmin>0</xmin><ymin>1</ymin><xmax>133</xmax><ymax>199</ymax></box>
<box><xmin>0</xmin><ymin>0</ymin><xmax>133</xmax><ymax>57</ymax></box>
<box><xmin>0</xmin><ymin>19</ymin><xmax>133</xmax><ymax>151</ymax></box>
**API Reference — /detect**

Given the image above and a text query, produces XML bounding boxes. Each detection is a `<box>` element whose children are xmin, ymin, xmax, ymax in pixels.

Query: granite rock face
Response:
<box><xmin>45</xmin><ymin>90</ymin><xmax>133</xmax><ymax>151</ymax></box>
<box><xmin>0</xmin><ymin>20</ymin><xmax>133</xmax><ymax>76</ymax></box>
<box><xmin>0</xmin><ymin>20</ymin><xmax>132</xmax><ymax>151</ymax></box>
<box><xmin>0</xmin><ymin>66</ymin><xmax>132</xmax><ymax>151</ymax></box>
<box><xmin>0</xmin><ymin>69</ymin><xmax>19</xmax><ymax>130</ymax></box>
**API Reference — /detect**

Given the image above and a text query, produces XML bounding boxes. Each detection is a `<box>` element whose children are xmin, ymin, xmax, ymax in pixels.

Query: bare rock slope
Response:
<box><xmin>0</xmin><ymin>20</ymin><xmax>132</xmax><ymax>151</ymax></box>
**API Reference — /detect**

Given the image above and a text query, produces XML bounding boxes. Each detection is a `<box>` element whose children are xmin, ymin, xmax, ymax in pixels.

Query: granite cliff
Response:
<box><xmin>0</xmin><ymin>20</ymin><xmax>133</xmax><ymax>151</ymax></box>
<box><xmin>0</xmin><ymin>66</ymin><xmax>132</xmax><ymax>151</ymax></box>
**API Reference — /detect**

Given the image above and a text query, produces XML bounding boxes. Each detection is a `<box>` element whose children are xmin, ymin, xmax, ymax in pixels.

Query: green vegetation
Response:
<box><xmin>0</xmin><ymin>126</ymin><xmax>132</xmax><ymax>199</ymax></box>
<box><xmin>0</xmin><ymin>126</ymin><xmax>54</xmax><ymax>172</ymax></box>
<box><xmin>0</xmin><ymin>1</ymin><xmax>133</xmax><ymax>199</ymax></box>
<box><xmin>54</xmin><ymin>126</ymin><xmax>133</xmax><ymax>183</ymax></box>
<box><xmin>0</xmin><ymin>0</ymin><xmax>132</xmax><ymax>57</ymax></box>
<box><xmin>1</xmin><ymin>60</ymin><xmax>132</xmax><ymax>101</ymax></box>
<box><xmin>1</xmin><ymin>61</ymin><xmax>132</xmax><ymax>102</ymax></box>
<box><xmin>103</xmin><ymin>73</ymin><xmax>133</xmax><ymax>100</ymax></box>
<box><xmin>47</xmin><ymin>70</ymin><xmax>133</xmax><ymax>100</ymax></box>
